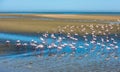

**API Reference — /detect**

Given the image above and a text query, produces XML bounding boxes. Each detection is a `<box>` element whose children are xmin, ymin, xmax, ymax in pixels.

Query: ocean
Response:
<box><xmin>0</xmin><ymin>12</ymin><xmax>120</xmax><ymax>15</ymax></box>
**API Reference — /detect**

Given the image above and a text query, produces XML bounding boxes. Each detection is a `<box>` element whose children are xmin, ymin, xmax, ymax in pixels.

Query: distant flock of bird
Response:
<box><xmin>1</xmin><ymin>24</ymin><xmax>120</xmax><ymax>61</ymax></box>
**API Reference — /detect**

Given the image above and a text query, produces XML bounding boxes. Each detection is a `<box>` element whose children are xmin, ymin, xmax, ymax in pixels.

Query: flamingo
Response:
<box><xmin>30</xmin><ymin>40</ymin><xmax>37</xmax><ymax>50</ymax></box>
<box><xmin>69</xmin><ymin>44</ymin><xmax>76</xmax><ymax>56</ymax></box>
<box><xmin>47</xmin><ymin>42</ymin><xmax>57</xmax><ymax>56</ymax></box>
<box><xmin>16</xmin><ymin>40</ymin><xmax>21</xmax><ymax>48</ymax></box>
<box><xmin>22</xmin><ymin>43</ymin><xmax>28</xmax><ymax>47</ymax></box>
<box><xmin>36</xmin><ymin>44</ymin><xmax>44</xmax><ymax>56</ymax></box>
<box><xmin>57</xmin><ymin>45</ymin><xmax>63</xmax><ymax>57</ymax></box>
<box><xmin>5</xmin><ymin>40</ymin><xmax>10</xmax><ymax>47</ymax></box>
<box><xmin>22</xmin><ymin>43</ymin><xmax>28</xmax><ymax>52</ymax></box>
<box><xmin>51</xmin><ymin>33</ymin><xmax>56</xmax><ymax>39</ymax></box>
<box><xmin>40</xmin><ymin>37</ymin><xmax>44</xmax><ymax>41</ymax></box>
<box><xmin>57</xmin><ymin>37</ymin><xmax>62</xmax><ymax>42</ymax></box>
<box><xmin>90</xmin><ymin>40</ymin><xmax>95</xmax><ymax>44</ymax></box>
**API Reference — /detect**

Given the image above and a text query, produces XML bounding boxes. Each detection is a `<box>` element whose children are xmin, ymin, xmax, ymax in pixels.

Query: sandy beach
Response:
<box><xmin>0</xmin><ymin>14</ymin><xmax>120</xmax><ymax>34</ymax></box>
<box><xmin>33</xmin><ymin>14</ymin><xmax>120</xmax><ymax>21</ymax></box>
<box><xmin>1</xmin><ymin>14</ymin><xmax>120</xmax><ymax>20</ymax></box>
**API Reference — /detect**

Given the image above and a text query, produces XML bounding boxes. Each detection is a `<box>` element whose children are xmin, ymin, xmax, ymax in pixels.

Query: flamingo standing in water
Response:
<box><xmin>5</xmin><ymin>40</ymin><xmax>11</xmax><ymax>47</ymax></box>
<box><xmin>22</xmin><ymin>43</ymin><xmax>28</xmax><ymax>52</ymax></box>
<box><xmin>69</xmin><ymin>44</ymin><xmax>76</xmax><ymax>57</ymax></box>
<box><xmin>30</xmin><ymin>40</ymin><xmax>37</xmax><ymax>50</ymax></box>
<box><xmin>56</xmin><ymin>36</ymin><xmax>63</xmax><ymax>57</ymax></box>
<box><xmin>48</xmin><ymin>42</ymin><xmax>57</xmax><ymax>56</ymax></box>
<box><xmin>16</xmin><ymin>40</ymin><xmax>21</xmax><ymax>49</ymax></box>
<box><xmin>57</xmin><ymin>45</ymin><xmax>63</xmax><ymax>58</ymax></box>
<box><xmin>36</xmin><ymin>44</ymin><xmax>44</xmax><ymax>56</ymax></box>
<box><xmin>51</xmin><ymin>33</ymin><xmax>56</xmax><ymax>43</ymax></box>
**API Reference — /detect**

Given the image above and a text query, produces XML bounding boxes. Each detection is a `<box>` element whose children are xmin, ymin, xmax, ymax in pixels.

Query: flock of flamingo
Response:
<box><xmin>1</xmin><ymin>24</ymin><xmax>120</xmax><ymax>61</ymax></box>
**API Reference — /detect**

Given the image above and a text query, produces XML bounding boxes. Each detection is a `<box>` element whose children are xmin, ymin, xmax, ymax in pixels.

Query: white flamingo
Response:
<box><xmin>5</xmin><ymin>40</ymin><xmax>10</xmax><ymax>46</ymax></box>
<box><xmin>16</xmin><ymin>40</ymin><xmax>21</xmax><ymax>48</ymax></box>
<box><xmin>36</xmin><ymin>44</ymin><xmax>44</xmax><ymax>56</ymax></box>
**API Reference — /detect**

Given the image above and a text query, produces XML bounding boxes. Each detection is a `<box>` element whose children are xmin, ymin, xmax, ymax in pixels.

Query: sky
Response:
<box><xmin>0</xmin><ymin>0</ymin><xmax>120</xmax><ymax>12</ymax></box>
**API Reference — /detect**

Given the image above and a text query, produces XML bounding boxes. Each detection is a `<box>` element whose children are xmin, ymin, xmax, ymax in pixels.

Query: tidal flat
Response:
<box><xmin>0</xmin><ymin>14</ymin><xmax>120</xmax><ymax>72</ymax></box>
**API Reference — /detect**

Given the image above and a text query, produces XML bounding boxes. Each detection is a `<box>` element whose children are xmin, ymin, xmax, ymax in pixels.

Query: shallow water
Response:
<box><xmin>0</xmin><ymin>32</ymin><xmax>120</xmax><ymax>72</ymax></box>
<box><xmin>0</xmin><ymin>32</ymin><xmax>120</xmax><ymax>56</ymax></box>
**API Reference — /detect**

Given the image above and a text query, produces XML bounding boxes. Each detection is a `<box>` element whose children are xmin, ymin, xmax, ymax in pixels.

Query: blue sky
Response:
<box><xmin>0</xmin><ymin>0</ymin><xmax>120</xmax><ymax>12</ymax></box>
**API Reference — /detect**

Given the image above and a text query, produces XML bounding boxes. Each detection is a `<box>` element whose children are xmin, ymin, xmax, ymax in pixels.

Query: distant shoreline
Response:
<box><xmin>0</xmin><ymin>14</ymin><xmax>120</xmax><ymax>21</ymax></box>
<box><xmin>0</xmin><ymin>12</ymin><xmax>120</xmax><ymax>16</ymax></box>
